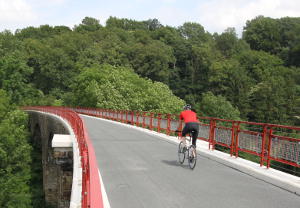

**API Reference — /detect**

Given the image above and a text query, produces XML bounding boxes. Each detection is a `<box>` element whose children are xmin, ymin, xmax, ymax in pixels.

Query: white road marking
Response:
<box><xmin>98</xmin><ymin>169</ymin><xmax>111</xmax><ymax>208</ymax></box>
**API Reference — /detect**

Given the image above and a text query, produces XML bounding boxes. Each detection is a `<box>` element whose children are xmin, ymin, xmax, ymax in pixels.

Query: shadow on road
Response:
<box><xmin>161</xmin><ymin>160</ymin><xmax>190</xmax><ymax>169</ymax></box>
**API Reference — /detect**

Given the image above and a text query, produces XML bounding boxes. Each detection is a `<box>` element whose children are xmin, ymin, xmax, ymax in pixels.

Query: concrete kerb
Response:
<box><xmin>80</xmin><ymin>114</ymin><xmax>300</xmax><ymax>196</ymax></box>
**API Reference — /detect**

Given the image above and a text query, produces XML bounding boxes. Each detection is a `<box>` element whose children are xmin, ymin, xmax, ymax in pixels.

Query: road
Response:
<box><xmin>81</xmin><ymin>115</ymin><xmax>300</xmax><ymax>208</ymax></box>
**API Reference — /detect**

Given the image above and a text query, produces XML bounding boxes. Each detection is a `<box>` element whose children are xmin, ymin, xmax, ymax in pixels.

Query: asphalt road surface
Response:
<box><xmin>81</xmin><ymin>115</ymin><xmax>300</xmax><ymax>208</ymax></box>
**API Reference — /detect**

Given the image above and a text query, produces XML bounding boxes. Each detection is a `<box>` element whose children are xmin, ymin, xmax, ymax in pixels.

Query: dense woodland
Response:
<box><xmin>0</xmin><ymin>16</ymin><xmax>300</xmax><ymax>206</ymax></box>
<box><xmin>1</xmin><ymin>16</ymin><xmax>299</xmax><ymax>124</ymax></box>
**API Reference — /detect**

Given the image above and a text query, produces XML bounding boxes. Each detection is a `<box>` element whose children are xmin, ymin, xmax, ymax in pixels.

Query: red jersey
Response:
<box><xmin>179</xmin><ymin>110</ymin><xmax>198</xmax><ymax>123</ymax></box>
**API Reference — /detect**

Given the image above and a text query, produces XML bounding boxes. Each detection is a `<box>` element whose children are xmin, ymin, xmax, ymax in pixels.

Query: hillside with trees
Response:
<box><xmin>1</xmin><ymin>15</ymin><xmax>299</xmax><ymax>125</ymax></box>
<box><xmin>0</xmin><ymin>15</ymin><xmax>299</xmax><ymax>206</ymax></box>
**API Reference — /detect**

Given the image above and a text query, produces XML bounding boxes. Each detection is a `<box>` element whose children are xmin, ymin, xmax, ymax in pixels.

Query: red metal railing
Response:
<box><xmin>23</xmin><ymin>106</ymin><xmax>103</xmax><ymax>208</ymax></box>
<box><xmin>22</xmin><ymin>106</ymin><xmax>300</xmax><ymax>204</ymax></box>
<box><xmin>73</xmin><ymin>107</ymin><xmax>300</xmax><ymax>171</ymax></box>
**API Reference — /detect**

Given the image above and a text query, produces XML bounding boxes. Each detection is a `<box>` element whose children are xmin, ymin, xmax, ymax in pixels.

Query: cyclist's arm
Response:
<box><xmin>177</xmin><ymin>112</ymin><xmax>184</xmax><ymax>132</ymax></box>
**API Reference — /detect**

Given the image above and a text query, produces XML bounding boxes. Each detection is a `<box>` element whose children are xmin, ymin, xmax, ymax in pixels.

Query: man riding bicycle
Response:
<box><xmin>178</xmin><ymin>104</ymin><xmax>200</xmax><ymax>147</ymax></box>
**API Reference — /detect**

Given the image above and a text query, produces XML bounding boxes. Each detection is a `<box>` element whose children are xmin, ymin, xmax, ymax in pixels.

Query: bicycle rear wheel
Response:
<box><xmin>178</xmin><ymin>141</ymin><xmax>185</xmax><ymax>164</ymax></box>
<box><xmin>188</xmin><ymin>145</ymin><xmax>197</xmax><ymax>169</ymax></box>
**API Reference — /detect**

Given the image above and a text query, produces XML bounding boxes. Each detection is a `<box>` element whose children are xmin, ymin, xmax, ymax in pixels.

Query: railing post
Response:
<box><xmin>131</xmin><ymin>111</ymin><xmax>134</xmax><ymax>125</ymax></box>
<box><xmin>267</xmin><ymin>128</ymin><xmax>273</xmax><ymax>168</ymax></box>
<box><xmin>235</xmin><ymin>122</ymin><xmax>241</xmax><ymax>158</ymax></box>
<box><xmin>209</xmin><ymin>119</ymin><xmax>216</xmax><ymax>150</ymax></box>
<box><xmin>260</xmin><ymin>125</ymin><xmax>268</xmax><ymax>167</ymax></box>
<box><xmin>142</xmin><ymin>112</ymin><xmax>146</xmax><ymax>128</ymax></box>
<box><xmin>136</xmin><ymin>111</ymin><xmax>140</xmax><ymax>126</ymax></box>
<box><xmin>167</xmin><ymin>114</ymin><xmax>171</xmax><ymax>135</ymax></box>
<box><xmin>150</xmin><ymin>112</ymin><xmax>154</xmax><ymax>130</ymax></box>
<box><xmin>157</xmin><ymin>113</ymin><xmax>161</xmax><ymax>133</ymax></box>
<box><xmin>230</xmin><ymin>121</ymin><xmax>235</xmax><ymax>157</ymax></box>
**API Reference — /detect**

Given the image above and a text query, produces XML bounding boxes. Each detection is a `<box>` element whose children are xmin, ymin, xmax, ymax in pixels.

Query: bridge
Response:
<box><xmin>23</xmin><ymin>106</ymin><xmax>300</xmax><ymax>208</ymax></box>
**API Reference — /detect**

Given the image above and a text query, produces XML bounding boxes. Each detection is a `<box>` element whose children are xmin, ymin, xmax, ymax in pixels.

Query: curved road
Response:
<box><xmin>81</xmin><ymin>115</ymin><xmax>300</xmax><ymax>208</ymax></box>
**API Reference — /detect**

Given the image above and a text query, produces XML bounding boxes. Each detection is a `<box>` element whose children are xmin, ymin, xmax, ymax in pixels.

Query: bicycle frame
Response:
<box><xmin>177</xmin><ymin>131</ymin><xmax>197</xmax><ymax>169</ymax></box>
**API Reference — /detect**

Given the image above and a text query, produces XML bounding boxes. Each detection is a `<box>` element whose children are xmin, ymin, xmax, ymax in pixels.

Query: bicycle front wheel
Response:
<box><xmin>178</xmin><ymin>141</ymin><xmax>185</xmax><ymax>164</ymax></box>
<box><xmin>188</xmin><ymin>145</ymin><xmax>197</xmax><ymax>169</ymax></box>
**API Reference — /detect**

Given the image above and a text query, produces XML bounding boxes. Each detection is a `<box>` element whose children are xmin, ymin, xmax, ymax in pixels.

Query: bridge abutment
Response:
<box><xmin>27</xmin><ymin>111</ymin><xmax>73</xmax><ymax>208</ymax></box>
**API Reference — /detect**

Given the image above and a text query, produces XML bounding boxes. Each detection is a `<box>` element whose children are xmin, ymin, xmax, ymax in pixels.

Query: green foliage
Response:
<box><xmin>0</xmin><ymin>30</ymin><xmax>24</xmax><ymax>56</ymax></box>
<box><xmin>67</xmin><ymin>64</ymin><xmax>184</xmax><ymax>114</ymax></box>
<box><xmin>243</xmin><ymin>16</ymin><xmax>300</xmax><ymax>67</ymax></box>
<box><xmin>0</xmin><ymin>53</ymin><xmax>42</xmax><ymax>105</ymax></box>
<box><xmin>243</xmin><ymin>16</ymin><xmax>281</xmax><ymax>53</ymax></box>
<box><xmin>178</xmin><ymin>22</ymin><xmax>210</xmax><ymax>44</ymax></box>
<box><xmin>237</xmin><ymin>50</ymin><xmax>283</xmax><ymax>82</ymax></box>
<box><xmin>248</xmin><ymin>71</ymin><xmax>298</xmax><ymax>125</ymax></box>
<box><xmin>208</xmin><ymin>58</ymin><xmax>253</xmax><ymax>118</ymax></box>
<box><xmin>128</xmin><ymin>39</ymin><xmax>175</xmax><ymax>83</ymax></box>
<box><xmin>15</xmin><ymin>25</ymin><xmax>71</xmax><ymax>40</ymax></box>
<box><xmin>0</xmin><ymin>15</ymin><xmax>298</xmax><ymax>124</ymax></box>
<box><xmin>214</xmin><ymin>28</ymin><xmax>249</xmax><ymax>57</ymax></box>
<box><xmin>197</xmin><ymin>91</ymin><xmax>241</xmax><ymax>120</ymax></box>
<box><xmin>74</xmin><ymin>17</ymin><xmax>102</xmax><ymax>32</ymax></box>
<box><xmin>0</xmin><ymin>91</ymin><xmax>33</xmax><ymax>207</ymax></box>
<box><xmin>106</xmin><ymin>17</ymin><xmax>162</xmax><ymax>31</ymax></box>
<box><xmin>24</xmin><ymin>33</ymin><xmax>87</xmax><ymax>94</ymax></box>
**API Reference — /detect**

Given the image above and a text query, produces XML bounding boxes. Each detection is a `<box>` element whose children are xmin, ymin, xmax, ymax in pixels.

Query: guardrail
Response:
<box><xmin>23</xmin><ymin>106</ymin><xmax>103</xmax><ymax>208</ymax></box>
<box><xmin>73</xmin><ymin>107</ymin><xmax>300</xmax><ymax>172</ymax></box>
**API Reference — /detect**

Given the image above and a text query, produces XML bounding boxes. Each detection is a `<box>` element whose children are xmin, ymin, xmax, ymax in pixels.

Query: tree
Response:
<box><xmin>0</xmin><ymin>53</ymin><xmax>41</xmax><ymax>105</ymax></box>
<box><xmin>207</xmin><ymin>58</ymin><xmax>253</xmax><ymax>118</ymax></box>
<box><xmin>178</xmin><ymin>22</ymin><xmax>209</xmax><ymax>43</ymax></box>
<box><xmin>248</xmin><ymin>73</ymin><xmax>297</xmax><ymax>125</ymax></box>
<box><xmin>196</xmin><ymin>91</ymin><xmax>241</xmax><ymax>120</ymax></box>
<box><xmin>74</xmin><ymin>17</ymin><xmax>102</xmax><ymax>32</ymax></box>
<box><xmin>128</xmin><ymin>38</ymin><xmax>176</xmax><ymax>83</ymax></box>
<box><xmin>0</xmin><ymin>30</ymin><xmax>24</xmax><ymax>56</ymax></box>
<box><xmin>15</xmin><ymin>25</ymin><xmax>71</xmax><ymax>40</ymax></box>
<box><xmin>214</xmin><ymin>28</ymin><xmax>243</xmax><ymax>57</ymax></box>
<box><xmin>243</xmin><ymin>16</ymin><xmax>300</xmax><ymax>67</ymax></box>
<box><xmin>243</xmin><ymin>16</ymin><xmax>281</xmax><ymax>53</ymax></box>
<box><xmin>106</xmin><ymin>17</ymin><xmax>148</xmax><ymax>30</ymax></box>
<box><xmin>106</xmin><ymin>17</ymin><xmax>161</xmax><ymax>31</ymax></box>
<box><xmin>237</xmin><ymin>50</ymin><xmax>283</xmax><ymax>82</ymax></box>
<box><xmin>0</xmin><ymin>90</ymin><xmax>33</xmax><ymax>207</ymax></box>
<box><xmin>67</xmin><ymin>64</ymin><xmax>184</xmax><ymax>114</ymax></box>
<box><xmin>146</xmin><ymin>18</ymin><xmax>162</xmax><ymax>31</ymax></box>
<box><xmin>24</xmin><ymin>32</ymin><xmax>91</xmax><ymax>95</ymax></box>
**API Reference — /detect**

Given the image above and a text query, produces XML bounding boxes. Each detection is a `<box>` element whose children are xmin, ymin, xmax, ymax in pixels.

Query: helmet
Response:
<box><xmin>183</xmin><ymin>104</ymin><xmax>192</xmax><ymax>110</ymax></box>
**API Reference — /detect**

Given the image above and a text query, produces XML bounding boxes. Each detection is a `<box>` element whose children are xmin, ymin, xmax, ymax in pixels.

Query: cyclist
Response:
<box><xmin>178</xmin><ymin>104</ymin><xmax>200</xmax><ymax>148</ymax></box>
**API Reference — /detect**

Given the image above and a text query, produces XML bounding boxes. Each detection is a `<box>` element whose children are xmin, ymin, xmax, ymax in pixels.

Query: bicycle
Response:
<box><xmin>175</xmin><ymin>130</ymin><xmax>197</xmax><ymax>169</ymax></box>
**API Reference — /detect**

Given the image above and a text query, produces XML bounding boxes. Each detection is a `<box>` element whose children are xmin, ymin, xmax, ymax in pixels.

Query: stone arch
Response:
<box><xmin>47</xmin><ymin>132</ymin><xmax>54</xmax><ymax>164</ymax></box>
<box><xmin>33</xmin><ymin>124</ymin><xmax>42</xmax><ymax>149</ymax></box>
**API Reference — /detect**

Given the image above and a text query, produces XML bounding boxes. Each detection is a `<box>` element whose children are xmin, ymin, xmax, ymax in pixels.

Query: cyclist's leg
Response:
<box><xmin>191</xmin><ymin>123</ymin><xmax>199</xmax><ymax>147</ymax></box>
<box><xmin>181</xmin><ymin>124</ymin><xmax>189</xmax><ymax>146</ymax></box>
<box><xmin>191</xmin><ymin>123</ymin><xmax>199</xmax><ymax>158</ymax></box>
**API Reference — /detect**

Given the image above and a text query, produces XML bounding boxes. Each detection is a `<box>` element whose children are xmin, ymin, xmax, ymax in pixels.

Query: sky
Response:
<box><xmin>0</xmin><ymin>0</ymin><xmax>300</xmax><ymax>36</ymax></box>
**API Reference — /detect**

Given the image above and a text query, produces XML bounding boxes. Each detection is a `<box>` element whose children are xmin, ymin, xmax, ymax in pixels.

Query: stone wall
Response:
<box><xmin>27</xmin><ymin>111</ymin><xmax>73</xmax><ymax>208</ymax></box>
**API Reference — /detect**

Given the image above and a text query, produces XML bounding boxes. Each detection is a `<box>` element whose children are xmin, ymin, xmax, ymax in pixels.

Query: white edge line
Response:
<box><xmin>98</xmin><ymin>169</ymin><xmax>111</xmax><ymax>208</ymax></box>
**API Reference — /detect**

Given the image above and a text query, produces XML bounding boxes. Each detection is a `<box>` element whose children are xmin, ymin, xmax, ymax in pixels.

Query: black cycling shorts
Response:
<box><xmin>182</xmin><ymin>122</ymin><xmax>199</xmax><ymax>146</ymax></box>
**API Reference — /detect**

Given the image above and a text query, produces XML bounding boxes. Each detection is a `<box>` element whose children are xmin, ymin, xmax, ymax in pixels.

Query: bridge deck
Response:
<box><xmin>81</xmin><ymin>115</ymin><xmax>300</xmax><ymax>208</ymax></box>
